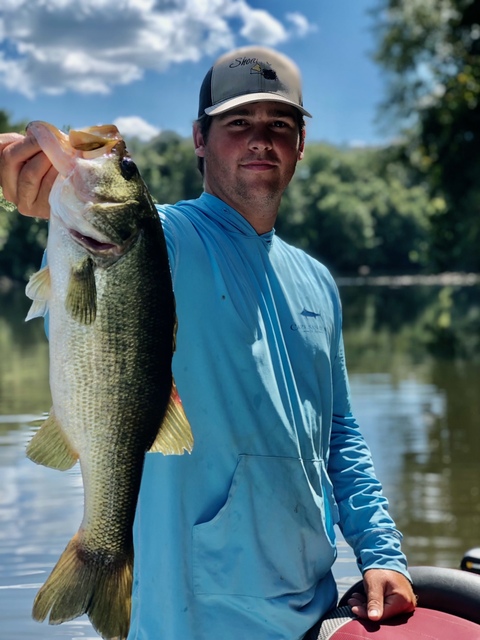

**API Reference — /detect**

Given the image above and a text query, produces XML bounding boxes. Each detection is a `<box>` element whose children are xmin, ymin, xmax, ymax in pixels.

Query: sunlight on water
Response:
<box><xmin>0</xmin><ymin>420</ymin><xmax>361</xmax><ymax>639</ymax></box>
<box><xmin>0</xmin><ymin>416</ymin><xmax>99</xmax><ymax>639</ymax></box>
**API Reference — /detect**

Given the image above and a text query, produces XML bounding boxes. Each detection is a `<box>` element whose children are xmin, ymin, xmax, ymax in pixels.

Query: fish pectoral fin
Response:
<box><xmin>66</xmin><ymin>257</ymin><xmax>97</xmax><ymax>324</ymax></box>
<box><xmin>25</xmin><ymin>265</ymin><xmax>51</xmax><ymax>321</ymax></box>
<box><xmin>149</xmin><ymin>380</ymin><xmax>194</xmax><ymax>455</ymax></box>
<box><xmin>27</xmin><ymin>409</ymin><xmax>78</xmax><ymax>470</ymax></box>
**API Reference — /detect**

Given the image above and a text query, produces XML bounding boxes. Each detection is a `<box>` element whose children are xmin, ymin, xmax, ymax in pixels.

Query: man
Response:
<box><xmin>0</xmin><ymin>46</ymin><xmax>416</xmax><ymax>639</ymax></box>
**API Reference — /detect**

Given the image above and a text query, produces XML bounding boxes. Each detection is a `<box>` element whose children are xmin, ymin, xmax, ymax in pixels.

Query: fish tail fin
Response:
<box><xmin>33</xmin><ymin>534</ymin><xmax>132</xmax><ymax>640</ymax></box>
<box><xmin>149</xmin><ymin>379</ymin><xmax>194</xmax><ymax>455</ymax></box>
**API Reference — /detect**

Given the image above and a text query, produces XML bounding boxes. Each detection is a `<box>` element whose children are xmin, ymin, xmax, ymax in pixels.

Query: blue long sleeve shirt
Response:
<box><xmin>127</xmin><ymin>193</ymin><xmax>409</xmax><ymax>640</ymax></box>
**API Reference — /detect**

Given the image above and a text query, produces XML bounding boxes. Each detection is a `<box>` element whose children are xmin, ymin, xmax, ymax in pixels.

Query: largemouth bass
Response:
<box><xmin>25</xmin><ymin>121</ymin><xmax>193</xmax><ymax>640</ymax></box>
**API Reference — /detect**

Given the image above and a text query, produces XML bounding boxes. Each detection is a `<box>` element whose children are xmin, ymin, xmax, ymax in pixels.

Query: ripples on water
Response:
<box><xmin>0</xmin><ymin>416</ymin><xmax>99</xmax><ymax>639</ymax></box>
<box><xmin>2</xmin><ymin>284</ymin><xmax>480</xmax><ymax>638</ymax></box>
<box><xmin>0</xmin><ymin>416</ymin><xmax>359</xmax><ymax>640</ymax></box>
<box><xmin>1</xmin><ymin>378</ymin><xmax>477</xmax><ymax>637</ymax></box>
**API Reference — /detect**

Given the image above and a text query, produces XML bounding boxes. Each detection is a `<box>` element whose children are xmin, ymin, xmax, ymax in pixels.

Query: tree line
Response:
<box><xmin>0</xmin><ymin>121</ymin><xmax>462</xmax><ymax>283</ymax></box>
<box><xmin>1</xmin><ymin>0</ymin><xmax>479</xmax><ymax>282</ymax></box>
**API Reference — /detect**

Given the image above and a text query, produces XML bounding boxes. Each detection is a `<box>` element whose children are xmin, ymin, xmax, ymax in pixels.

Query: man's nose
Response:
<box><xmin>247</xmin><ymin>125</ymin><xmax>273</xmax><ymax>151</ymax></box>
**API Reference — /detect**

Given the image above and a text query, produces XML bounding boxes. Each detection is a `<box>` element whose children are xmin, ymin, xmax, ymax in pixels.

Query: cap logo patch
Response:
<box><xmin>229</xmin><ymin>57</ymin><xmax>278</xmax><ymax>81</ymax></box>
<box><xmin>251</xmin><ymin>63</ymin><xmax>277</xmax><ymax>81</ymax></box>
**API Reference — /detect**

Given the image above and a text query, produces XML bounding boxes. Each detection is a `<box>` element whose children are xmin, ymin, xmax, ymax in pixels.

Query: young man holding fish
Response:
<box><xmin>0</xmin><ymin>46</ymin><xmax>416</xmax><ymax>640</ymax></box>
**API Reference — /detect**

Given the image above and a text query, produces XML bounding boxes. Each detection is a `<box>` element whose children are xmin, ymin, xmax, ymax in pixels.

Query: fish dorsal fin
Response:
<box><xmin>25</xmin><ymin>265</ymin><xmax>51</xmax><ymax>321</ymax></box>
<box><xmin>149</xmin><ymin>380</ymin><xmax>194</xmax><ymax>455</ymax></box>
<box><xmin>66</xmin><ymin>256</ymin><xmax>97</xmax><ymax>324</ymax></box>
<box><xmin>27</xmin><ymin>409</ymin><xmax>79</xmax><ymax>470</ymax></box>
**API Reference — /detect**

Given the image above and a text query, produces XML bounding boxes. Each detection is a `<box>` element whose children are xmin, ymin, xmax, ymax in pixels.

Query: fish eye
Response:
<box><xmin>120</xmin><ymin>157</ymin><xmax>138</xmax><ymax>181</ymax></box>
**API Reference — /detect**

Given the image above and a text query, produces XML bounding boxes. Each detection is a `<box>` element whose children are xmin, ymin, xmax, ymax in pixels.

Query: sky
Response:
<box><xmin>0</xmin><ymin>0</ymin><xmax>390</xmax><ymax>146</ymax></box>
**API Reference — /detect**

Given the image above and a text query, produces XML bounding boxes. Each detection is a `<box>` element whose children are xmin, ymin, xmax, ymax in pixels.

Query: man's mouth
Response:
<box><xmin>240</xmin><ymin>160</ymin><xmax>277</xmax><ymax>171</ymax></box>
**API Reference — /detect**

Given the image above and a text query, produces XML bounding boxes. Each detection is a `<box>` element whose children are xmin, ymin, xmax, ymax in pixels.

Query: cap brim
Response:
<box><xmin>204</xmin><ymin>92</ymin><xmax>312</xmax><ymax>118</ymax></box>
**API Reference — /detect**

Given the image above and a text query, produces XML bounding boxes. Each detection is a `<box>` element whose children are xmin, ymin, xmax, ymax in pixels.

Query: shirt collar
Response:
<box><xmin>198</xmin><ymin>193</ymin><xmax>276</xmax><ymax>248</ymax></box>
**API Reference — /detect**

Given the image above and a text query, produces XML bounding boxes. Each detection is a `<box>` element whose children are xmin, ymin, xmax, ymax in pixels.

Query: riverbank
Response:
<box><xmin>2</xmin><ymin>272</ymin><xmax>480</xmax><ymax>295</ymax></box>
<box><xmin>336</xmin><ymin>272</ymin><xmax>480</xmax><ymax>287</ymax></box>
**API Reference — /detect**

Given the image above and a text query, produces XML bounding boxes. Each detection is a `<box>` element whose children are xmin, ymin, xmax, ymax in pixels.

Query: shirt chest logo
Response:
<box><xmin>290</xmin><ymin>308</ymin><xmax>324</xmax><ymax>334</ymax></box>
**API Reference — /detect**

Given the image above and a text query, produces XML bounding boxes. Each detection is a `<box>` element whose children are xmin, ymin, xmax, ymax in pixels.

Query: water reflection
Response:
<box><xmin>1</xmin><ymin>284</ymin><xmax>479</xmax><ymax>638</ymax></box>
<box><xmin>340</xmin><ymin>283</ymin><xmax>480</xmax><ymax>568</ymax></box>
<box><xmin>0</xmin><ymin>417</ymin><xmax>98</xmax><ymax>639</ymax></box>
<box><xmin>0</xmin><ymin>288</ymin><xmax>50</xmax><ymax>415</ymax></box>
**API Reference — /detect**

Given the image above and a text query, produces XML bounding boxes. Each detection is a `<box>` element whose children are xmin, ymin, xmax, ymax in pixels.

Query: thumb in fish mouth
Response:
<box><xmin>69</xmin><ymin>125</ymin><xmax>122</xmax><ymax>152</ymax></box>
<box><xmin>26</xmin><ymin>122</ymin><xmax>76</xmax><ymax>177</ymax></box>
<box><xmin>26</xmin><ymin>122</ymin><xmax>124</xmax><ymax>176</ymax></box>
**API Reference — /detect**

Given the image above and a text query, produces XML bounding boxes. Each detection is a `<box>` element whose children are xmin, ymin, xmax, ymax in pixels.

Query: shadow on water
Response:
<box><xmin>0</xmin><ymin>283</ymin><xmax>479</xmax><ymax>637</ymax></box>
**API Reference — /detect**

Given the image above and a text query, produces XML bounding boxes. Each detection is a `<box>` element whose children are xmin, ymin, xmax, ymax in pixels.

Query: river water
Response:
<box><xmin>1</xmin><ymin>281</ymin><xmax>479</xmax><ymax>639</ymax></box>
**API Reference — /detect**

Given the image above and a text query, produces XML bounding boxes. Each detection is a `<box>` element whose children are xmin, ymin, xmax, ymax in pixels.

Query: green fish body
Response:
<box><xmin>25</xmin><ymin>122</ymin><xmax>193</xmax><ymax>640</ymax></box>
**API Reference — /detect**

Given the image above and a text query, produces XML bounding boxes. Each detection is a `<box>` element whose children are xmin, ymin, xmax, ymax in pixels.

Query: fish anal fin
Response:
<box><xmin>25</xmin><ymin>299</ymin><xmax>49</xmax><ymax>322</ymax></box>
<box><xmin>66</xmin><ymin>257</ymin><xmax>97</xmax><ymax>325</ymax></box>
<box><xmin>25</xmin><ymin>266</ymin><xmax>51</xmax><ymax>321</ymax></box>
<box><xmin>149</xmin><ymin>380</ymin><xmax>194</xmax><ymax>455</ymax></box>
<box><xmin>27</xmin><ymin>410</ymin><xmax>78</xmax><ymax>470</ymax></box>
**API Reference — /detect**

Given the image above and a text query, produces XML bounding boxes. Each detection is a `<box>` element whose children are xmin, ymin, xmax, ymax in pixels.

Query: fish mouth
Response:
<box><xmin>27</xmin><ymin>121</ymin><xmax>123</xmax><ymax>176</ymax></box>
<box><xmin>28</xmin><ymin>121</ymin><xmax>137</xmax><ymax>258</ymax></box>
<box><xmin>69</xmin><ymin>229</ymin><xmax>123</xmax><ymax>255</ymax></box>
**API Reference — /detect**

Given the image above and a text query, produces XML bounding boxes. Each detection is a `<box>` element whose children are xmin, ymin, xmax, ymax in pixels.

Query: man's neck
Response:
<box><xmin>203</xmin><ymin>186</ymin><xmax>279</xmax><ymax>235</ymax></box>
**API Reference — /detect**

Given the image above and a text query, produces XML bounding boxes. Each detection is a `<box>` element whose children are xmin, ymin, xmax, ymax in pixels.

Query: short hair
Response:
<box><xmin>195</xmin><ymin>113</ymin><xmax>214</xmax><ymax>177</ymax></box>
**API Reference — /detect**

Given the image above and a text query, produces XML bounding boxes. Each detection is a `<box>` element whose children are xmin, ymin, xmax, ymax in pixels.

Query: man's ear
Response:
<box><xmin>298</xmin><ymin>128</ymin><xmax>306</xmax><ymax>161</ymax></box>
<box><xmin>193</xmin><ymin>122</ymin><xmax>206</xmax><ymax>158</ymax></box>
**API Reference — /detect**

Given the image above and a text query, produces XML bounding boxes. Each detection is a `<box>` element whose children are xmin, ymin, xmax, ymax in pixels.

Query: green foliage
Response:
<box><xmin>1</xmin><ymin>189</ymin><xmax>18</xmax><ymax>277</ymax></box>
<box><xmin>371</xmin><ymin>0</ymin><xmax>480</xmax><ymax>271</ymax></box>
<box><xmin>277</xmin><ymin>143</ymin><xmax>433</xmax><ymax>274</ymax></box>
<box><xmin>342</xmin><ymin>281</ymin><xmax>480</xmax><ymax>366</ymax></box>
<box><xmin>0</xmin><ymin>105</ymin><xmax>461</xmax><ymax>282</ymax></box>
<box><xmin>0</xmin><ymin>212</ymin><xmax>47</xmax><ymax>282</ymax></box>
<box><xmin>129</xmin><ymin>131</ymin><xmax>203</xmax><ymax>204</ymax></box>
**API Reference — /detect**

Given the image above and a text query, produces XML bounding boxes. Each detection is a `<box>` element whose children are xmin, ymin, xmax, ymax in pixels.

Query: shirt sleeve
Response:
<box><xmin>327</xmin><ymin>333</ymin><xmax>411</xmax><ymax>579</ymax></box>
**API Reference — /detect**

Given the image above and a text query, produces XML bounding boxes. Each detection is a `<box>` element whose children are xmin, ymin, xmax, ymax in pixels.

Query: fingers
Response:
<box><xmin>0</xmin><ymin>132</ymin><xmax>55</xmax><ymax>218</ymax></box>
<box><xmin>0</xmin><ymin>133</ymin><xmax>25</xmax><ymax>200</ymax></box>
<box><xmin>0</xmin><ymin>132</ymin><xmax>25</xmax><ymax>149</ymax></box>
<box><xmin>19</xmin><ymin>157</ymin><xmax>57</xmax><ymax>219</ymax></box>
<box><xmin>0</xmin><ymin>132</ymin><xmax>31</xmax><ymax>201</ymax></box>
<box><xmin>347</xmin><ymin>591</ymin><xmax>377</xmax><ymax>621</ymax></box>
<box><xmin>364</xmin><ymin>575</ymin><xmax>385</xmax><ymax>620</ymax></box>
<box><xmin>348</xmin><ymin>569</ymin><xmax>417</xmax><ymax>622</ymax></box>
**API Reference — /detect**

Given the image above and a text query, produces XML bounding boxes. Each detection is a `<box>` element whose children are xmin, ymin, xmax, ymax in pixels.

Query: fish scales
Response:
<box><xmin>24</xmin><ymin>121</ymin><xmax>193</xmax><ymax>640</ymax></box>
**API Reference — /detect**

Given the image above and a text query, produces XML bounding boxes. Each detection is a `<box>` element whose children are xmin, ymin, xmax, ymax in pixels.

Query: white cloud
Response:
<box><xmin>286</xmin><ymin>12</ymin><xmax>317</xmax><ymax>38</ymax></box>
<box><xmin>0</xmin><ymin>0</ymin><xmax>313</xmax><ymax>97</ymax></box>
<box><xmin>235</xmin><ymin>7</ymin><xmax>288</xmax><ymax>45</ymax></box>
<box><xmin>113</xmin><ymin>115</ymin><xmax>161</xmax><ymax>141</ymax></box>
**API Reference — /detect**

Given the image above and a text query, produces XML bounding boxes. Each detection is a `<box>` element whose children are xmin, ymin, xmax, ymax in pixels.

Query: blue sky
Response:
<box><xmin>0</xmin><ymin>0</ymin><xmax>389</xmax><ymax>146</ymax></box>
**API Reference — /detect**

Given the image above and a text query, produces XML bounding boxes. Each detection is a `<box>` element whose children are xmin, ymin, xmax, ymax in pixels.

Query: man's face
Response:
<box><xmin>194</xmin><ymin>101</ymin><xmax>305</xmax><ymax>224</ymax></box>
